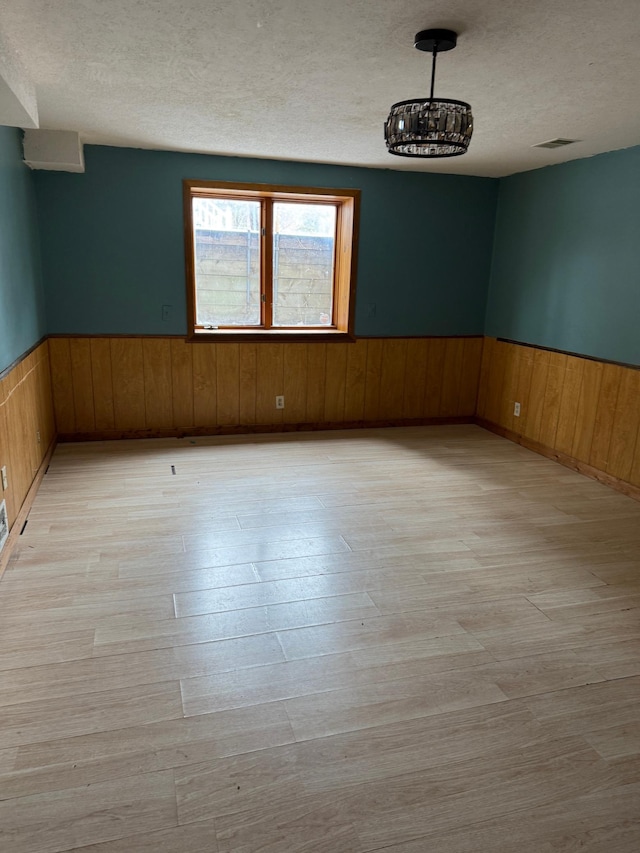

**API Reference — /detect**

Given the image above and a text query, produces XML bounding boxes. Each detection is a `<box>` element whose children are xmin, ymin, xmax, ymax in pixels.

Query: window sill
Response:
<box><xmin>187</xmin><ymin>329</ymin><xmax>356</xmax><ymax>344</ymax></box>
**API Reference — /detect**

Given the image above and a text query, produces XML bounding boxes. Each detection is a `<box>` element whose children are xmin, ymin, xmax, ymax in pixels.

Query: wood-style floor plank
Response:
<box><xmin>93</xmin><ymin>592</ymin><xmax>380</xmax><ymax>656</ymax></box>
<box><xmin>373</xmin><ymin>782</ymin><xmax>640</xmax><ymax>852</ymax></box>
<box><xmin>62</xmin><ymin>820</ymin><xmax>218</xmax><ymax>853</ymax></box>
<box><xmin>0</xmin><ymin>680</ymin><xmax>183</xmax><ymax>749</ymax></box>
<box><xmin>1</xmin><ymin>424</ymin><xmax>640</xmax><ymax>852</ymax></box>
<box><xmin>180</xmin><ymin>633</ymin><xmax>494</xmax><ymax>717</ymax></box>
<box><xmin>0</xmin><ymin>770</ymin><xmax>178</xmax><ymax>853</ymax></box>
<box><xmin>1</xmin><ymin>703</ymin><xmax>295</xmax><ymax>802</ymax></box>
<box><xmin>0</xmin><ymin>633</ymin><xmax>286</xmax><ymax>707</ymax></box>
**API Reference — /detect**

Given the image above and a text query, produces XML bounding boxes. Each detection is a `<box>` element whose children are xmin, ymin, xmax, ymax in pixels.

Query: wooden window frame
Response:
<box><xmin>183</xmin><ymin>180</ymin><xmax>360</xmax><ymax>342</ymax></box>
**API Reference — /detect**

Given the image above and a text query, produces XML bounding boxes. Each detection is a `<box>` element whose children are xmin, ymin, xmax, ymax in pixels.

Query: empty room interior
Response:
<box><xmin>1</xmin><ymin>2</ymin><xmax>640</xmax><ymax>851</ymax></box>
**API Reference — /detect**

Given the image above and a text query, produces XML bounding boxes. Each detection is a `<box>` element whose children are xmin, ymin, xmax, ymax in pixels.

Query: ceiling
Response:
<box><xmin>2</xmin><ymin>0</ymin><xmax>639</xmax><ymax>177</ymax></box>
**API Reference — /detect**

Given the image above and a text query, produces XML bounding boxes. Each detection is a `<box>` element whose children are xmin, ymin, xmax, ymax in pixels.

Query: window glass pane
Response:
<box><xmin>272</xmin><ymin>203</ymin><xmax>336</xmax><ymax>327</ymax></box>
<box><xmin>193</xmin><ymin>197</ymin><xmax>261</xmax><ymax>327</ymax></box>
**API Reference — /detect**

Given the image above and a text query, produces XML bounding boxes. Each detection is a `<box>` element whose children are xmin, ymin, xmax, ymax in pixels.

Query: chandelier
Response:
<box><xmin>384</xmin><ymin>29</ymin><xmax>473</xmax><ymax>158</ymax></box>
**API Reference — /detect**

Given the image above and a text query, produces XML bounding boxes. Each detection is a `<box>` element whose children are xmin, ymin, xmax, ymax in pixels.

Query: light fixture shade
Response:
<box><xmin>385</xmin><ymin>98</ymin><xmax>473</xmax><ymax>157</ymax></box>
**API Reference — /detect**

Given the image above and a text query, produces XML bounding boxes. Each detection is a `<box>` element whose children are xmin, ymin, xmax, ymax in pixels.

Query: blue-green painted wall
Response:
<box><xmin>486</xmin><ymin>146</ymin><xmax>640</xmax><ymax>365</ymax></box>
<box><xmin>0</xmin><ymin>127</ymin><xmax>45</xmax><ymax>373</ymax></box>
<box><xmin>34</xmin><ymin>145</ymin><xmax>499</xmax><ymax>337</ymax></box>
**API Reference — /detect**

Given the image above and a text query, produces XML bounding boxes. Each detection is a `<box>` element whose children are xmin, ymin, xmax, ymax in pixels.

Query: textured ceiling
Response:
<box><xmin>1</xmin><ymin>0</ymin><xmax>640</xmax><ymax>177</ymax></box>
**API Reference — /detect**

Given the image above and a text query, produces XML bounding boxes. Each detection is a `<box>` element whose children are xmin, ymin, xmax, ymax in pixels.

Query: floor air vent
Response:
<box><xmin>0</xmin><ymin>500</ymin><xmax>8</xmax><ymax>554</ymax></box>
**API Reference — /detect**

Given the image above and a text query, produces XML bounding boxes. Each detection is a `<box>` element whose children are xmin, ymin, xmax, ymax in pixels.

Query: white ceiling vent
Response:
<box><xmin>533</xmin><ymin>138</ymin><xmax>580</xmax><ymax>149</ymax></box>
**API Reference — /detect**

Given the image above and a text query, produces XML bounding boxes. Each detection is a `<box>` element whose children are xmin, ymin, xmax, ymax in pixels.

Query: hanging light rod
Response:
<box><xmin>384</xmin><ymin>28</ymin><xmax>473</xmax><ymax>158</ymax></box>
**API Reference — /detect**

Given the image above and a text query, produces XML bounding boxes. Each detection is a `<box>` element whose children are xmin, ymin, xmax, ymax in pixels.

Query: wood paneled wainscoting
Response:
<box><xmin>48</xmin><ymin>336</ymin><xmax>483</xmax><ymax>441</ymax></box>
<box><xmin>0</xmin><ymin>341</ymin><xmax>56</xmax><ymax>573</ymax></box>
<box><xmin>477</xmin><ymin>337</ymin><xmax>640</xmax><ymax>500</ymax></box>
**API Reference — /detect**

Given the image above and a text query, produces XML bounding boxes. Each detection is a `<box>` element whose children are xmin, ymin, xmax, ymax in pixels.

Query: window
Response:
<box><xmin>183</xmin><ymin>180</ymin><xmax>360</xmax><ymax>341</ymax></box>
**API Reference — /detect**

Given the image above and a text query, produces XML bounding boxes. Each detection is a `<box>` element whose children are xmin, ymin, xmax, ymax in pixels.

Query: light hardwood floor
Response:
<box><xmin>1</xmin><ymin>424</ymin><xmax>639</xmax><ymax>852</ymax></box>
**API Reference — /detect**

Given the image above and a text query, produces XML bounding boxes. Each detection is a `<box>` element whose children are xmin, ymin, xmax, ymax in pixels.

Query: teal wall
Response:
<box><xmin>34</xmin><ymin>145</ymin><xmax>499</xmax><ymax>337</ymax></box>
<box><xmin>0</xmin><ymin>127</ymin><xmax>45</xmax><ymax>373</ymax></box>
<box><xmin>25</xmin><ymin>140</ymin><xmax>640</xmax><ymax>362</ymax></box>
<box><xmin>486</xmin><ymin>146</ymin><xmax>640</xmax><ymax>365</ymax></box>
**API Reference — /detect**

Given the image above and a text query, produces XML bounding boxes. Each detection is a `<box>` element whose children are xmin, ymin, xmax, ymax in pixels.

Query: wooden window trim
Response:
<box><xmin>183</xmin><ymin>180</ymin><xmax>360</xmax><ymax>343</ymax></box>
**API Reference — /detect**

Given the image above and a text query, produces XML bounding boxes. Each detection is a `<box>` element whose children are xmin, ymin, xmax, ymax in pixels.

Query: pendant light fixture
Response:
<box><xmin>384</xmin><ymin>29</ymin><xmax>473</xmax><ymax>158</ymax></box>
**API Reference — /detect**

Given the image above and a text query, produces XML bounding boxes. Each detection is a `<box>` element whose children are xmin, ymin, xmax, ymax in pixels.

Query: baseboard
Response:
<box><xmin>57</xmin><ymin>416</ymin><xmax>475</xmax><ymax>443</ymax></box>
<box><xmin>475</xmin><ymin>417</ymin><xmax>640</xmax><ymax>503</ymax></box>
<box><xmin>0</xmin><ymin>439</ymin><xmax>57</xmax><ymax>580</ymax></box>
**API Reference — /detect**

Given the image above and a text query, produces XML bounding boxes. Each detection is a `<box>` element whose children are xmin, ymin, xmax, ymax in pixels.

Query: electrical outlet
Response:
<box><xmin>275</xmin><ymin>395</ymin><xmax>285</xmax><ymax>409</ymax></box>
<box><xmin>514</xmin><ymin>402</ymin><xmax>521</xmax><ymax>417</ymax></box>
<box><xmin>1</xmin><ymin>466</ymin><xmax>7</xmax><ymax>491</ymax></box>
<box><xmin>37</xmin><ymin>430</ymin><xmax>41</xmax><ymax>444</ymax></box>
